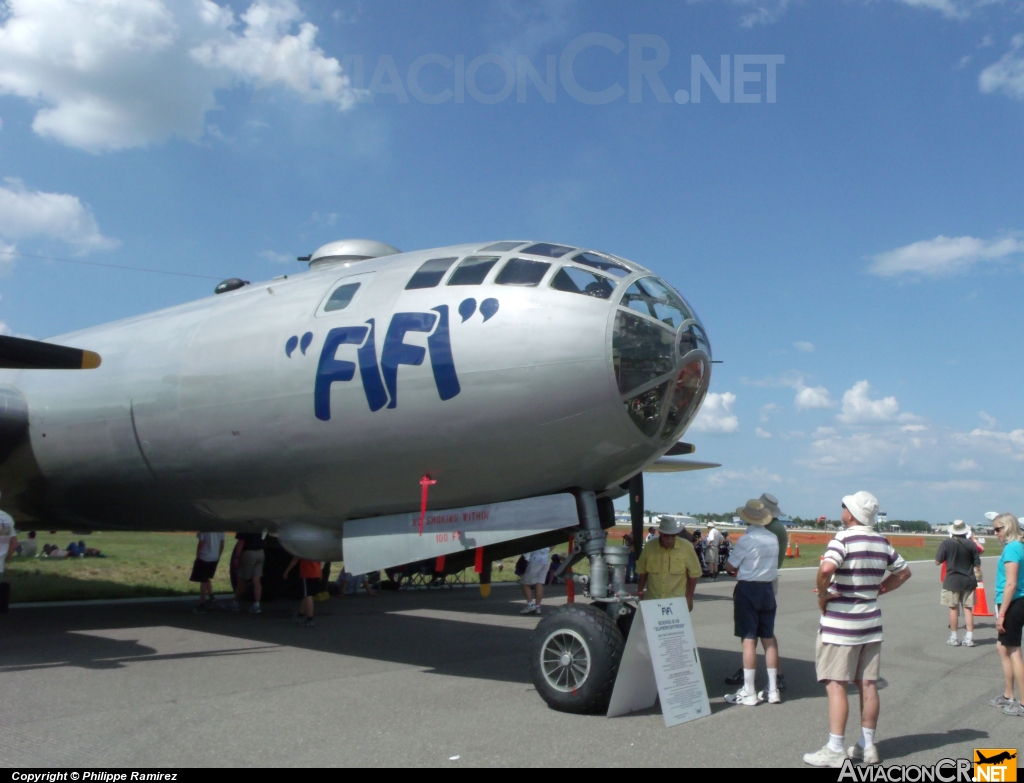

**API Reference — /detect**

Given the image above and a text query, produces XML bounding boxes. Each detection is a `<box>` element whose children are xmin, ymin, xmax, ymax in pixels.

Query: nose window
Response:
<box><xmin>571</xmin><ymin>252</ymin><xmax>630</xmax><ymax>278</ymax></box>
<box><xmin>661</xmin><ymin>360</ymin><xmax>706</xmax><ymax>439</ymax></box>
<box><xmin>447</xmin><ymin>256</ymin><xmax>499</xmax><ymax>286</ymax></box>
<box><xmin>620</xmin><ymin>278</ymin><xmax>693</xmax><ymax>330</ymax></box>
<box><xmin>551</xmin><ymin>266</ymin><xmax>615</xmax><ymax>299</ymax></box>
<box><xmin>612</xmin><ymin>311</ymin><xmax>675</xmax><ymax>394</ymax></box>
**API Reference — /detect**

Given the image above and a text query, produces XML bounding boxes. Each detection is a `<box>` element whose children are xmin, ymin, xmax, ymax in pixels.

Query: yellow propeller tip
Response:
<box><xmin>81</xmin><ymin>351</ymin><xmax>102</xmax><ymax>369</ymax></box>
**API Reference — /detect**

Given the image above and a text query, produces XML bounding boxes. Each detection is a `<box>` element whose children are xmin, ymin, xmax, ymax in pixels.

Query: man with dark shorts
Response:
<box><xmin>725</xmin><ymin>499</ymin><xmax>781</xmax><ymax>706</ymax></box>
<box><xmin>231</xmin><ymin>531</ymin><xmax>265</xmax><ymax>614</ymax></box>
<box><xmin>284</xmin><ymin>557</ymin><xmax>322</xmax><ymax>627</ymax></box>
<box><xmin>190</xmin><ymin>531</ymin><xmax>224</xmax><ymax>613</ymax></box>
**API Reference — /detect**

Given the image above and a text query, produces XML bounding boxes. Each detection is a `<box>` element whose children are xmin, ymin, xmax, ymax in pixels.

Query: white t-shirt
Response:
<box><xmin>0</xmin><ymin>513</ymin><xmax>14</xmax><ymax>575</ymax></box>
<box><xmin>727</xmin><ymin>525</ymin><xmax>779</xmax><ymax>582</ymax></box>
<box><xmin>197</xmin><ymin>532</ymin><xmax>225</xmax><ymax>562</ymax></box>
<box><xmin>705</xmin><ymin>528</ymin><xmax>723</xmax><ymax>548</ymax></box>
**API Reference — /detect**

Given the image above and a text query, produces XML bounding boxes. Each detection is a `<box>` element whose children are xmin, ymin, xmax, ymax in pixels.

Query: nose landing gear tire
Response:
<box><xmin>529</xmin><ymin>603</ymin><xmax>625</xmax><ymax>714</ymax></box>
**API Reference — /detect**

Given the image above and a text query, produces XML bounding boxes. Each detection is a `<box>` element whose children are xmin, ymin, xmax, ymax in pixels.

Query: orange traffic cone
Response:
<box><xmin>794</xmin><ymin>542</ymin><xmax>801</xmax><ymax>558</ymax></box>
<box><xmin>974</xmin><ymin>580</ymin><xmax>994</xmax><ymax>617</ymax></box>
<box><xmin>786</xmin><ymin>543</ymin><xmax>793</xmax><ymax>558</ymax></box>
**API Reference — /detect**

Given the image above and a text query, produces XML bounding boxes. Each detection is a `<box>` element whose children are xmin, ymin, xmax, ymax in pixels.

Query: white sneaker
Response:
<box><xmin>962</xmin><ymin>636</ymin><xmax>976</xmax><ymax>648</ymax></box>
<box><xmin>947</xmin><ymin>635</ymin><xmax>960</xmax><ymax>646</ymax></box>
<box><xmin>849</xmin><ymin>744</ymin><xmax>881</xmax><ymax>765</ymax></box>
<box><xmin>724</xmin><ymin>688</ymin><xmax>759</xmax><ymax>706</ymax></box>
<box><xmin>759</xmin><ymin>689</ymin><xmax>781</xmax><ymax>704</ymax></box>
<box><xmin>533</xmin><ymin>605</ymin><xmax>542</xmax><ymax>615</ymax></box>
<box><xmin>803</xmin><ymin>745</ymin><xmax>848</xmax><ymax>767</ymax></box>
<box><xmin>519</xmin><ymin>603</ymin><xmax>536</xmax><ymax>615</ymax></box>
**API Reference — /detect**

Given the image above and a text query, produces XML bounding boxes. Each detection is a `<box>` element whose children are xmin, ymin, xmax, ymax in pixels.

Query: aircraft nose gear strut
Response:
<box><xmin>529</xmin><ymin>490</ymin><xmax>635</xmax><ymax>713</ymax></box>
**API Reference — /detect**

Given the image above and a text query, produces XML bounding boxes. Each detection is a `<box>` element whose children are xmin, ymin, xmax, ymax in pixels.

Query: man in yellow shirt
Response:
<box><xmin>636</xmin><ymin>515</ymin><xmax>703</xmax><ymax>610</ymax></box>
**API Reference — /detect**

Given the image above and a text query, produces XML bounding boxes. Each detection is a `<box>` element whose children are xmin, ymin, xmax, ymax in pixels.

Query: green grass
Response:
<box><xmin>4</xmin><ymin>531</ymin><xmax>235</xmax><ymax>603</ymax></box>
<box><xmin>3</xmin><ymin>530</ymin><xmax>1004</xmax><ymax>603</ymax></box>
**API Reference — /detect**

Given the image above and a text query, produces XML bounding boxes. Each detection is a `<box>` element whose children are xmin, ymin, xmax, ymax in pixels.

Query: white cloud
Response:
<box><xmin>837</xmin><ymin>380</ymin><xmax>901</xmax><ymax>424</ymax></box>
<box><xmin>892</xmin><ymin>0</ymin><xmax>968</xmax><ymax>19</ymax></box>
<box><xmin>691</xmin><ymin>391</ymin><xmax>739</xmax><ymax>434</ymax></box>
<box><xmin>259</xmin><ymin>249</ymin><xmax>291</xmax><ymax>263</ymax></box>
<box><xmin>979</xmin><ymin>411</ymin><xmax>998</xmax><ymax>428</ymax></box>
<box><xmin>981</xmin><ymin>34</ymin><xmax>1024</xmax><ymax>101</ymax></box>
<box><xmin>950</xmin><ymin>458</ymin><xmax>980</xmax><ymax>471</ymax></box>
<box><xmin>795</xmin><ymin>384</ymin><xmax>834</xmax><ymax>411</ymax></box>
<box><xmin>0</xmin><ymin>0</ymin><xmax>358</xmax><ymax>153</ymax></box>
<box><xmin>706</xmin><ymin>466</ymin><xmax>783</xmax><ymax>488</ymax></box>
<box><xmin>0</xmin><ymin>178</ymin><xmax>117</xmax><ymax>253</ymax></box>
<box><xmin>794</xmin><ymin>341</ymin><xmax>815</xmax><ymax>353</ymax></box>
<box><xmin>755</xmin><ymin>427</ymin><xmax>772</xmax><ymax>438</ymax></box>
<box><xmin>868</xmin><ymin>234</ymin><xmax>1024</xmax><ymax>278</ymax></box>
<box><xmin>760</xmin><ymin>403</ymin><xmax>780</xmax><ymax>422</ymax></box>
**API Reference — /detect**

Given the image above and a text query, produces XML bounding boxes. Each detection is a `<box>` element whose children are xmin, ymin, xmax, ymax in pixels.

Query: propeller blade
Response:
<box><xmin>0</xmin><ymin>335</ymin><xmax>101</xmax><ymax>370</ymax></box>
<box><xmin>629</xmin><ymin>473</ymin><xmax>644</xmax><ymax>558</ymax></box>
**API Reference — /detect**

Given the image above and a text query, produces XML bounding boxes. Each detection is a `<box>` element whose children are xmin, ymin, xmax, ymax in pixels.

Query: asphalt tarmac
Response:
<box><xmin>1</xmin><ymin>557</ymin><xmax>1018</xmax><ymax>767</ymax></box>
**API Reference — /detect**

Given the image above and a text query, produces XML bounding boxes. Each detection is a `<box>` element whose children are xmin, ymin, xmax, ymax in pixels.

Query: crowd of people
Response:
<box><xmin>622</xmin><ymin>489</ymin><xmax>1024</xmax><ymax>767</ymax></box>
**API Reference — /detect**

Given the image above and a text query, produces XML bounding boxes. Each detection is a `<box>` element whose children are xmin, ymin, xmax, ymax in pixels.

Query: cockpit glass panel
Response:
<box><xmin>612</xmin><ymin>310</ymin><xmax>676</xmax><ymax>395</ymax></box>
<box><xmin>625</xmin><ymin>381</ymin><xmax>671</xmax><ymax>438</ymax></box>
<box><xmin>447</xmin><ymin>256</ymin><xmax>499</xmax><ymax>286</ymax></box>
<box><xmin>620</xmin><ymin>277</ymin><xmax>693</xmax><ymax>330</ymax></box>
<box><xmin>678</xmin><ymin>322</ymin><xmax>711</xmax><ymax>359</ymax></box>
<box><xmin>521</xmin><ymin>242</ymin><xmax>575</xmax><ymax>258</ymax></box>
<box><xmin>571</xmin><ymin>252</ymin><xmax>630</xmax><ymax>278</ymax></box>
<box><xmin>406</xmin><ymin>257</ymin><xmax>457</xmax><ymax>290</ymax></box>
<box><xmin>551</xmin><ymin>266</ymin><xmax>615</xmax><ymax>299</ymax></box>
<box><xmin>661</xmin><ymin>359</ymin><xmax>707</xmax><ymax>439</ymax></box>
<box><xmin>323</xmin><ymin>282</ymin><xmax>361</xmax><ymax>312</ymax></box>
<box><xmin>495</xmin><ymin>257</ymin><xmax>551</xmax><ymax>286</ymax></box>
<box><xmin>479</xmin><ymin>241</ymin><xmax>528</xmax><ymax>252</ymax></box>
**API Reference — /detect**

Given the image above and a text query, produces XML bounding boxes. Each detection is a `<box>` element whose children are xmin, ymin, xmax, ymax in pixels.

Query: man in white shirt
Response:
<box><xmin>190</xmin><ymin>531</ymin><xmax>225</xmax><ymax>613</ymax></box>
<box><xmin>704</xmin><ymin>522</ymin><xmax>724</xmax><ymax>579</ymax></box>
<box><xmin>724</xmin><ymin>499</ymin><xmax>781</xmax><ymax>706</ymax></box>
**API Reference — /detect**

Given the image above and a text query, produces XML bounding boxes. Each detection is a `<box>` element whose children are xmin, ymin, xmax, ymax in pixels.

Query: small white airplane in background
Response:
<box><xmin>0</xmin><ymin>237</ymin><xmax>717</xmax><ymax>713</ymax></box>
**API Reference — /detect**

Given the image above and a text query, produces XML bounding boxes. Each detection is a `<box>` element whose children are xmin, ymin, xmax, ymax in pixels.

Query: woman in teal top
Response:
<box><xmin>991</xmin><ymin>513</ymin><xmax>1024</xmax><ymax>716</ymax></box>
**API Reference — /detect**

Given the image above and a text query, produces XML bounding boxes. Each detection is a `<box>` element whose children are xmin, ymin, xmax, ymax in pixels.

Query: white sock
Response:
<box><xmin>767</xmin><ymin>667</ymin><xmax>778</xmax><ymax>693</ymax></box>
<box><xmin>859</xmin><ymin>727</ymin><xmax>875</xmax><ymax>749</ymax></box>
<box><xmin>964</xmin><ymin>631</ymin><xmax>973</xmax><ymax>640</ymax></box>
<box><xmin>949</xmin><ymin>630</ymin><xmax>958</xmax><ymax>639</ymax></box>
<box><xmin>743</xmin><ymin>668</ymin><xmax>756</xmax><ymax>695</ymax></box>
<box><xmin>828</xmin><ymin>734</ymin><xmax>845</xmax><ymax>753</ymax></box>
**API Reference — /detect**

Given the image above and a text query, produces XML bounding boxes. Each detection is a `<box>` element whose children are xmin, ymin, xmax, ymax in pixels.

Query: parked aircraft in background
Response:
<box><xmin>0</xmin><ymin>237</ymin><xmax>716</xmax><ymax>713</ymax></box>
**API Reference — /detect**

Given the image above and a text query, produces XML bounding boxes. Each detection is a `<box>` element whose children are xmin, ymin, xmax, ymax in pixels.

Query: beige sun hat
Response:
<box><xmin>707</xmin><ymin>520</ymin><xmax>717</xmax><ymax>528</ymax></box>
<box><xmin>658</xmin><ymin>515</ymin><xmax>684</xmax><ymax>536</ymax></box>
<box><xmin>759</xmin><ymin>493</ymin><xmax>782</xmax><ymax>519</ymax></box>
<box><xmin>949</xmin><ymin>519</ymin><xmax>971</xmax><ymax>536</ymax></box>
<box><xmin>736</xmin><ymin>499</ymin><xmax>772</xmax><ymax>526</ymax></box>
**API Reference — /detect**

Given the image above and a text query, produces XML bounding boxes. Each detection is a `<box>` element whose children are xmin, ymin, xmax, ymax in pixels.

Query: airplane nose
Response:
<box><xmin>612</xmin><ymin>276</ymin><xmax>711</xmax><ymax>442</ymax></box>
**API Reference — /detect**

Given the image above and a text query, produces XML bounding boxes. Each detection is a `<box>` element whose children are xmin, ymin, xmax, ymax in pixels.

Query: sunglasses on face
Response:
<box><xmin>994</xmin><ymin>526</ymin><xmax>1005</xmax><ymax>533</ymax></box>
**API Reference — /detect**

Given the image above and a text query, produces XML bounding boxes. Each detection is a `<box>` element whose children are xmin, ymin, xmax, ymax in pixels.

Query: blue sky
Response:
<box><xmin>1</xmin><ymin>0</ymin><xmax>1023</xmax><ymax>523</ymax></box>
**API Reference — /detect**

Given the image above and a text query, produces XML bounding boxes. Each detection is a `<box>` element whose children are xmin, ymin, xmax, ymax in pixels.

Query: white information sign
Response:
<box><xmin>606</xmin><ymin>597</ymin><xmax>711</xmax><ymax>727</ymax></box>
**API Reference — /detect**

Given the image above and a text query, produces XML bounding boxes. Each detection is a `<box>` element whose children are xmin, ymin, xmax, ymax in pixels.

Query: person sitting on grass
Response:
<box><xmin>283</xmin><ymin>557</ymin><xmax>322</xmax><ymax>626</ymax></box>
<box><xmin>16</xmin><ymin>531</ymin><xmax>38</xmax><ymax>558</ymax></box>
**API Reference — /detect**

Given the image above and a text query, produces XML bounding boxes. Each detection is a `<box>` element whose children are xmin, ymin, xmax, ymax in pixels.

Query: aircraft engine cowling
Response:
<box><xmin>276</xmin><ymin>524</ymin><xmax>343</xmax><ymax>562</ymax></box>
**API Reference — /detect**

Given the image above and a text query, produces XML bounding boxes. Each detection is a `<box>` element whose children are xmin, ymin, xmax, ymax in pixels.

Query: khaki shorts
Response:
<box><xmin>941</xmin><ymin>588</ymin><xmax>976</xmax><ymax>608</ymax></box>
<box><xmin>239</xmin><ymin>550</ymin><xmax>265</xmax><ymax>581</ymax></box>
<box><xmin>815</xmin><ymin>636</ymin><xmax>881</xmax><ymax>682</ymax></box>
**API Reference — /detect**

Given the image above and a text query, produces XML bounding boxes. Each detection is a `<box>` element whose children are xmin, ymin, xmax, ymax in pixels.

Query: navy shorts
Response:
<box><xmin>189</xmin><ymin>559</ymin><xmax>218</xmax><ymax>583</ymax></box>
<box><xmin>733</xmin><ymin>580</ymin><xmax>777</xmax><ymax>640</ymax></box>
<box><xmin>302</xmin><ymin>577</ymin><xmax>320</xmax><ymax>598</ymax></box>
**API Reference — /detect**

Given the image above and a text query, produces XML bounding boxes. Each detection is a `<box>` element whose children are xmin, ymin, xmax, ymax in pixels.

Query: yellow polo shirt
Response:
<box><xmin>636</xmin><ymin>536</ymin><xmax>702</xmax><ymax>599</ymax></box>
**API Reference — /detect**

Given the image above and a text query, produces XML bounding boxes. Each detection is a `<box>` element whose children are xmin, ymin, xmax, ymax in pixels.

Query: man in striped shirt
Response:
<box><xmin>803</xmin><ymin>491</ymin><xmax>912</xmax><ymax>768</ymax></box>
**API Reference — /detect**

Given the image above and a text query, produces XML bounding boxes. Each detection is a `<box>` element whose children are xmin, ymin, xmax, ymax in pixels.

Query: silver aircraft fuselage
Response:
<box><xmin>0</xmin><ymin>240</ymin><xmax>712</xmax><ymax>534</ymax></box>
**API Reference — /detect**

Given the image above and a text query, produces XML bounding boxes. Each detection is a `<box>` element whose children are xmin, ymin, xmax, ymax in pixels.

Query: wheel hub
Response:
<box><xmin>540</xmin><ymin>629</ymin><xmax>592</xmax><ymax>693</ymax></box>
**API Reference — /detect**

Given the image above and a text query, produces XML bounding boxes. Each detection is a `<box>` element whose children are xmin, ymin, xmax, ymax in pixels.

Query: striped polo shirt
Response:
<box><xmin>819</xmin><ymin>525</ymin><xmax>907</xmax><ymax>646</ymax></box>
